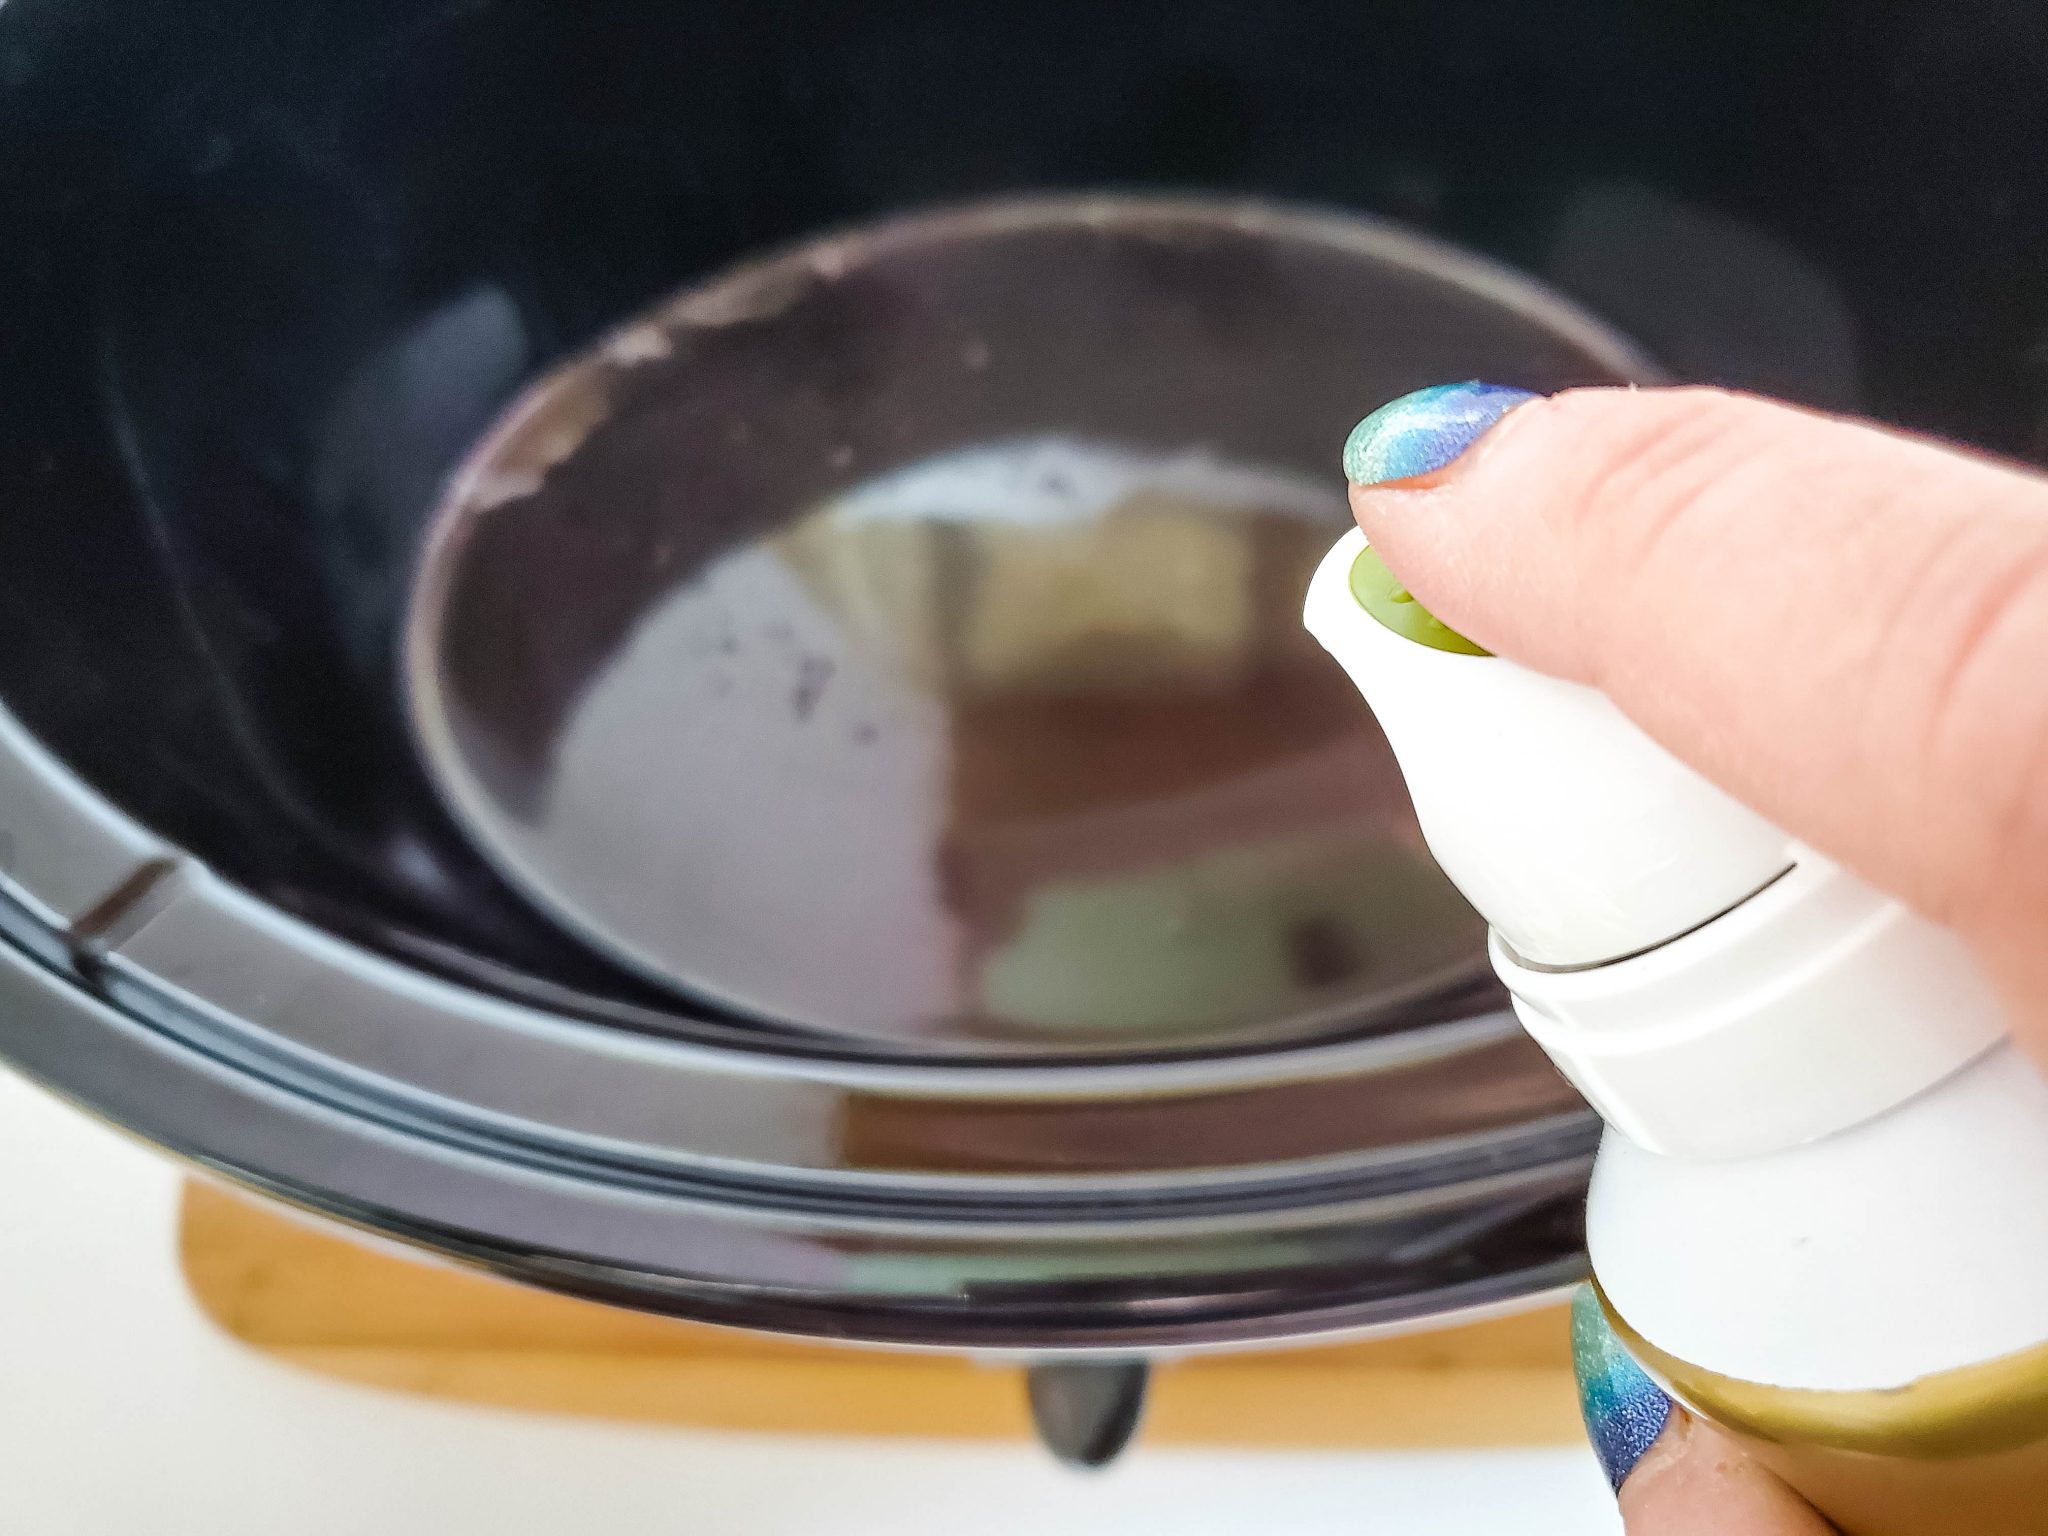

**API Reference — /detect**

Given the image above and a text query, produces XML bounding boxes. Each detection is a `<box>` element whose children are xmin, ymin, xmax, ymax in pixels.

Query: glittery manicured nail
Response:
<box><xmin>1573</xmin><ymin>1285</ymin><xmax>1673</xmax><ymax>1493</ymax></box>
<box><xmin>1342</xmin><ymin>382</ymin><xmax>1538</xmax><ymax>487</ymax></box>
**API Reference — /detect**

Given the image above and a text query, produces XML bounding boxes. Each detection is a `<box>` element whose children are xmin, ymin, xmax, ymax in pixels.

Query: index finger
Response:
<box><xmin>1347</xmin><ymin>386</ymin><xmax>2048</xmax><ymax>1032</ymax></box>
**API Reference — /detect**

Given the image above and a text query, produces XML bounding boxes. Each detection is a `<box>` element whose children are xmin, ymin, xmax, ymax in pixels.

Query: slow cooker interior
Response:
<box><xmin>3</xmin><ymin>0</ymin><xmax>2045</xmax><ymax>1038</ymax></box>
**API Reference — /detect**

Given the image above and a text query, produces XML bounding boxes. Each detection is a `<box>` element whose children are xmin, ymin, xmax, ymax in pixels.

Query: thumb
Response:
<box><xmin>1575</xmin><ymin>1287</ymin><xmax>1837</xmax><ymax>1536</ymax></box>
<box><xmin>1620</xmin><ymin>1416</ymin><xmax>1838</xmax><ymax>1536</ymax></box>
<box><xmin>1346</xmin><ymin>384</ymin><xmax>2048</xmax><ymax>1041</ymax></box>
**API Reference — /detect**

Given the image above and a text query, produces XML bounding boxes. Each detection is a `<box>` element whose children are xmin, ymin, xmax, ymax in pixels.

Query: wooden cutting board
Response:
<box><xmin>179</xmin><ymin>1181</ymin><xmax>1580</xmax><ymax>1448</ymax></box>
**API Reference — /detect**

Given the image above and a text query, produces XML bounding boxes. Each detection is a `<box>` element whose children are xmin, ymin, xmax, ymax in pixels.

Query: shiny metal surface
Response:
<box><xmin>98</xmin><ymin>864</ymin><xmax>1581</xmax><ymax>1187</ymax></box>
<box><xmin>0</xmin><ymin>655</ymin><xmax>1599</xmax><ymax>1348</ymax></box>
<box><xmin>0</xmin><ymin>871</ymin><xmax>1595</xmax><ymax>1350</ymax></box>
<box><xmin>408</xmin><ymin>197</ymin><xmax>1649</xmax><ymax>1054</ymax></box>
<box><xmin>0</xmin><ymin>190</ymin><xmax>1636</xmax><ymax>1348</ymax></box>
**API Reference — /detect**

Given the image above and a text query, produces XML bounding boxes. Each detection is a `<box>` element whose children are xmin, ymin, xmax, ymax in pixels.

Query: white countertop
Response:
<box><xmin>0</xmin><ymin>1067</ymin><xmax>1619</xmax><ymax>1535</ymax></box>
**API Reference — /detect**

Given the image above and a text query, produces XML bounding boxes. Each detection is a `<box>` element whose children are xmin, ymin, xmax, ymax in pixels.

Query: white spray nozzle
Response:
<box><xmin>1305</xmin><ymin>527</ymin><xmax>2005</xmax><ymax>1158</ymax></box>
<box><xmin>1305</xmin><ymin>528</ymin><xmax>1792</xmax><ymax>968</ymax></box>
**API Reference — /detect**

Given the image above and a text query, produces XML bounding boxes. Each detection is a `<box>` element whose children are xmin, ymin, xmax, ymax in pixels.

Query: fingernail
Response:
<box><xmin>1342</xmin><ymin>381</ymin><xmax>1538</xmax><ymax>487</ymax></box>
<box><xmin>1573</xmin><ymin>1285</ymin><xmax>1673</xmax><ymax>1493</ymax></box>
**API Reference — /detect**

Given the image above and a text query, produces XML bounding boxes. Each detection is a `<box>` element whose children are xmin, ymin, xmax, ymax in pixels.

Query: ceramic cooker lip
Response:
<box><xmin>0</xmin><ymin>699</ymin><xmax>1594</xmax><ymax>1349</ymax></box>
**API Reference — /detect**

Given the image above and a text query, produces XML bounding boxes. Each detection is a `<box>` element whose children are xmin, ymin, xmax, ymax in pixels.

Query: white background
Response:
<box><xmin>0</xmin><ymin>1068</ymin><xmax>1620</xmax><ymax>1535</ymax></box>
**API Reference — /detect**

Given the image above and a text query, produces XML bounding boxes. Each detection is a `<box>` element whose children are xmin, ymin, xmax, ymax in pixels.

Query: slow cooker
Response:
<box><xmin>3</xmin><ymin>0</ymin><xmax>2044</xmax><ymax>1461</ymax></box>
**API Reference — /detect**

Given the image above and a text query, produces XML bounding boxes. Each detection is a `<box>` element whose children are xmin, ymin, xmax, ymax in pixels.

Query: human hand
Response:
<box><xmin>1344</xmin><ymin>383</ymin><xmax>2048</xmax><ymax>1534</ymax></box>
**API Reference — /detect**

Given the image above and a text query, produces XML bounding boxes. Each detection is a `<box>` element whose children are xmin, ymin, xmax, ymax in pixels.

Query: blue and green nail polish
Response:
<box><xmin>1347</xmin><ymin>390</ymin><xmax>1670</xmax><ymax>1495</ymax></box>
<box><xmin>1342</xmin><ymin>381</ymin><xmax>1537</xmax><ymax>487</ymax></box>
<box><xmin>1573</xmin><ymin>1285</ymin><xmax>1673</xmax><ymax>1491</ymax></box>
<box><xmin>1339</xmin><ymin>380</ymin><xmax>1535</xmax><ymax>655</ymax></box>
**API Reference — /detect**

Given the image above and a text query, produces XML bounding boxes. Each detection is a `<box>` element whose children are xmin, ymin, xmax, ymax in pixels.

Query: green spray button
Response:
<box><xmin>1348</xmin><ymin>545</ymin><xmax>1490</xmax><ymax>656</ymax></box>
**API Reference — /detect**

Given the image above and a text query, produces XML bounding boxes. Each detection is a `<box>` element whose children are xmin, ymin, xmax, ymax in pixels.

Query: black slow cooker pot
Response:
<box><xmin>2</xmin><ymin>0</ymin><xmax>2044</xmax><ymax>1460</ymax></box>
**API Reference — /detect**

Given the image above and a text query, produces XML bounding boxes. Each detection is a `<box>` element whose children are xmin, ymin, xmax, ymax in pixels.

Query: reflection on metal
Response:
<box><xmin>408</xmin><ymin>196</ymin><xmax>1648</xmax><ymax>1054</ymax></box>
<box><xmin>0</xmin><ymin>193</ymin><xmax>1643</xmax><ymax>1349</ymax></box>
<box><xmin>1027</xmin><ymin>1359</ymin><xmax>1152</xmax><ymax>1468</ymax></box>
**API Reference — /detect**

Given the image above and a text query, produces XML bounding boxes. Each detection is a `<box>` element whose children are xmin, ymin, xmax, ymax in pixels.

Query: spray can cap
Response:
<box><xmin>1306</xmin><ymin>528</ymin><xmax>2005</xmax><ymax>1157</ymax></box>
<box><xmin>1307</xmin><ymin>528</ymin><xmax>1793</xmax><ymax>969</ymax></box>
